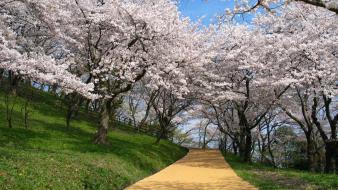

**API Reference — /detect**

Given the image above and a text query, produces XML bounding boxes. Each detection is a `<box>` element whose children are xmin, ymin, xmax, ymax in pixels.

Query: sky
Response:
<box><xmin>178</xmin><ymin>0</ymin><xmax>233</xmax><ymax>25</ymax></box>
<box><xmin>178</xmin><ymin>0</ymin><xmax>254</xmax><ymax>25</ymax></box>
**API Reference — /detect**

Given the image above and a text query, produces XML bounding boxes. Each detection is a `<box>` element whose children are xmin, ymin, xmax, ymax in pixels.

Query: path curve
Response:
<box><xmin>125</xmin><ymin>149</ymin><xmax>257</xmax><ymax>190</ymax></box>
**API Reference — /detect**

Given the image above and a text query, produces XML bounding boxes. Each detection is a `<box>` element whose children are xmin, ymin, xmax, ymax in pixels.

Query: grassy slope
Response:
<box><xmin>0</xmin><ymin>90</ymin><xmax>188</xmax><ymax>190</ymax></box>
<box><xmin>223</xmin><ymin>152</ymin><xmax>338</xmax><ymax>190</ymax></box>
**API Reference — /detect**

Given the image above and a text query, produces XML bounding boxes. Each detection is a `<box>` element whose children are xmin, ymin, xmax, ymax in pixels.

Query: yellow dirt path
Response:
<box><xmin>125</xmin><ymin>149</ymin><xmax>257</xmax><ymax>190</ymax></box>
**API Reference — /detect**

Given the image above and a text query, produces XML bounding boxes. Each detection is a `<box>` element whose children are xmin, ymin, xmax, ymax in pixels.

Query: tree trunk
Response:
<box><xmin>224</xmin><ymin>135</ymin><xmax>227</xmax><ymax>153</ymax></box>
<box><xmin>202</xmin><ymin>125</ymin><xmax>208</xmax><ymax>149</ymax></box>
<box><xmin>232</xmin><ymin>141</ymin><xmax>238</xmax><ymax>155</ymax></box>
<box><xmin>7</xmin><ymin>117</ymin><xmax>12</xmax><ymax>128</ymax></box>
<box><xmin>267</xmin><ymin>125</ymin><xmax>276</xmax><ymax>167</ymax></box>
<box><xmin>22</xmin><ymin>81</ymin><xmax>33</xmax><ymax>129</ymax></box>
<box><xmin>260</xmin><ymin>140</ymin><xmax>266</xmax><ymax>163</ymax></box>
<box><xmin>155</xmin><ymin>121</ymin><xmax>170</xmax><ymax>144</ymax></box>
<box><xmin>239</xmin><ymin>127</ymin><xmax>246</xmax><ymax>159</ymax></box>
<box><xmin>93</xmin><ymin>99</ymin><xmax>112</xmax><ymax>144</ymax></box>
<box><xmin>5</xmin><ymin>71</ymin><xmax>19</xmax><ymax>129</ymax></box>
<box><xmin>66</xmin><ymin>107</ymin><xmax>73</xmax><ymax>129</ymax></box>
<box><xmin>243</xmin><ymin>127</ymin><xmax>252</xmax><ymax>162</ymax></box>
<box><xmin>5</xmin><ymin>93</ymin><xmax>16</xmax><ymax>129</ymax></box>
<box><xmin>237</xmin><ymin>108</ymin><xmax>252</xmax><ymax>162</ymax></box>
<box><xmin>137</xmin><ymin>108</ymin><xmax>151</xmax><ymax>132</ymax></box>
<box><xmin>239</xmin><ymin>126</ymin><xmax>252</xmax><ymax>162</ymax></box>
<box><xmin>219</xmin><ymin>134</ymin><xmax>227</xmax><ymax>153</ymax></box>
<box><xmin>0</xmin><ymin>69</ymin><xmax>4</xmax><ymax>82</ymax></box>
<box><xmin>268</xmin><ymin>141</ymin><xmax>276</xmax><ymax>167</ymax></box>
<box><xmin>324</xmin><ymin>141</ymin><xmax>337</xmax><ymax>173</ymax></box>
<box><xmin>65</xmin><ymin>94</ymin><xmax>80</xmax><ymax>129</ymax></box>
<box><xmin>336</xmin><ymin>149</ymin><xmax>338</xmax><ymax>174</ymax></box>
<box><xmin>85</xmin><ymin>99</ymin><xmax>91</xmax><ymax>113</ymax></box>
<box><xmin>198</xmin><ymin>127</ymin><xmax>202</xmax><ymax>148</ymax></box>
<box><xmin>306</xmin><ymin>134</ymin><xmax>316</xmax><ymax>172</ymax></box>
<box><xmin>155</xmin><ymin>128</ymin><xmax>164</xmax><ymax>144</ymax></box>
<box><xmin>23</xmin><ymin>100</ymin><xmax>29</xmax><ymax>129</ymax></box>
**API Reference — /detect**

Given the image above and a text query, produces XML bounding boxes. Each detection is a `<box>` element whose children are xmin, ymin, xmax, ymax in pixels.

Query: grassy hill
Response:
<box><xmin>223</xmin><ymin>153</ymin><xmax>338</xmax><ymax>190</ymax></box>
<box><xmin>0</xmin><ymin>90</ymin><xmax>188</xmax><ymax>190</ymax></box>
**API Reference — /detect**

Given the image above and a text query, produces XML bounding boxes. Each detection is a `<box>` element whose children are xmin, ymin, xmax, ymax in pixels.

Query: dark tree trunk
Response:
<box><xmin>324</xmin><ymin>141</ymin><xmax>337</xmax><ymax>173</ymax></box>
<box><xmin>64</xmin><ymin>94</ymin><xmax>80</xmax><ymax>128</ymax></box>
<box><xmin>7</xmin><ymin>117</ymin><xmax>12</xmax><ymax>128</ymax></box>
<box><xmin>267</xmin><ymin>141</ymin><xmax>276</xmax><ymax>167</ymax></box>
<box><xmin>66</xmin><ymin>107</ymin><xmax>73</xmax><ymax>128</ymax></box>
<box><xmin>237</xmin><ymin>108</ymin><xmax>252</xmax><ymax>162</ymax></box>
<box><xmin>73</xmin><ymin>97</ymin><xmax>85</xmax><ymax>118</ymax></box>
<box><xmin>6</xmin><ymin>94</ymin><xmax>12</xmax><ymax>128</ymax></box>
<box><xmin>23</xmin><ymin>100</ymin><xmax>29</xmax><ymax>129</ymax></box>
<box><xmin>137</xmin><ymin>91</ymin><xmax>158</xmax><ymax>132</ymax></box>
<box><xmin>155</xmin><ymin>120</ymin><xmax>170</xmax><ymax>144</ymax></box>
<box><xmin>336</xmin><ymin>149</ymin><xmax>338</xmax><ymax>174</ymax></box>
<box><xmin>93</xmin><ymin>99</ymin><xmax>112</xmax><ymax>144</ymax></box>
<box><xmin>137</xmin><ymin>107</ymin><xmax>151</xmax><ymax>132</ymax></box>
<box><xmin>22</xmin><ymin>82</ymin><xmax>33</xmax><ymax>129</ymax></box>
<box><xmin>0</xmin><ymin>69</ymin><xmax>4</xmax><ymax>82</ymax></box>
<box><xmin>232</xmin><ymin>141</ymin><xmax>238</xmax><ymax>155</ymax></box>
<box><xmin>239</xmin><ymin>127</ymin><xmax>246</xmax><ymax>159</ymax></box>
<box><xmin>202</xmin><ymin>125</ymin><xmax>208</xmax><ymax>149</ymax></box>
<box><xmin>259</xmin><ymin>140</ymin><xmax>266</xmax><ymax>163</ymax></box>
<box><xmin>155</xmin><ymin>135</ymin><xmax>161</xmax><ymax>144</ymax></box>
<box><xmin>243</xmin><ymin>127</ymin><xmax>252</xmax><ymax>162</ymax></box>
<box><xmin>305</xmin><ymin>133</ymin><xmax>316</xmax><ymax>172</ymax></box>
<box><xmin>155</xmin><ymin>128</ymin><xmax>164</xmax><ymax>144</ymax></box>
<box><xmin>238</xmin><ymin>127</ymin><xmax>252</xmax><ymax>161</ymax></box>
<box><xmin>266</xmin><ymin>125</ymin><xmax>276</xmax><ymax>167</ymax></box>
<box><xmin>155</xmin><ymin>124</ymin><xmax>166</xmax><ymax>144</ymax></box>
<box><xmin>85</xmin><ymin>99</ymin><xmax>91</xmax><ymax>113</ymax></box>
<box><xmin>5</xmin><ymin>90</ymin><xmax>17</xmax><ymax>129</ymax></box>
<box><xmin>5</xmin><ymin>71</ymin><xmax>19</xmax><ymax>128</ymax></box>
<box><xmin>321</xmin><ymin>95</ymin><xmax>338</xmax><ymax>173</ymax></box>
<box><xmin>224</xmin><ymin>135</ymin><xmax>227</xmax><ymax>153</ymax></box>
<box><xmin>219</xmin><ymin>134</ymin><xmax>227</xmax><ymax>153</ymax></box>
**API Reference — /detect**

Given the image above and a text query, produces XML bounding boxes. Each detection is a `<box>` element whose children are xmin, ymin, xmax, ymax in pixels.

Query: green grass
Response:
<box><xmin>0</xmin><ymin>90</ymin><xmax>188</xmax><ymax>190</ymax></box>
<box><xmin>223</xmin><ymin>152</ymin><xmax>338</xmax><ymax>190</ymax></box>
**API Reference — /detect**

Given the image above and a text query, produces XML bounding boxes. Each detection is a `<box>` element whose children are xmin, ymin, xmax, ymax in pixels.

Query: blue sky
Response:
<box><xmin>178</xmin><ymin>0</ymin><xmax>255</xmax><ymax>25</ymax></box>
<box><xmin>178</xmin><ymin>0</ymin><xmax>233</xmax><ymax>25</ymax></box>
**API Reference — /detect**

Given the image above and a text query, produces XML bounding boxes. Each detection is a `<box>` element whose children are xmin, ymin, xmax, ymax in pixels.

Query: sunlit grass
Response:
<box><xmin>0</xmin><ymin>90</ymin><xmax>187</xmax><ymax>189</ymax></box>
<box><xmin>223</xmin><ymin>152</ymin><xmax>338</xmax><ymax>190</ymax></box>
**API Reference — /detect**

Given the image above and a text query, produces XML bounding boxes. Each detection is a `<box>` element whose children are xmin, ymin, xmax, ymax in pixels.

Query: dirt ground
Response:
<box><xmin>125</xmin><ymin>149</ymin><xmax>257</xmax><ymax>190</ymax></box>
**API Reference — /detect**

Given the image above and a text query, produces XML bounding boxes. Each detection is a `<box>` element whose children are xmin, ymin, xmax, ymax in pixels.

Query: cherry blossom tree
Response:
<box><xmin>313</xmin><ymin>95</ymin><xmax>338</xmax><ymax>173</ymax></box>
<box><xmin>2</xmin><ymin>0</ymin><xmax>211</xmax><ymax>144</ymax></box>
<box><xmin>193</xmin><ymin>2</ymin><xmax>337</xmax><ymax>164</ymax></box>
<box><xmin>192</xmin><ymin>23</ymin><xmax>291</xmax><ymax>161</ymax></box>
<box><xmin>1</xmin><ymin>2</ymin><xmax>97</xmax><ymax>128</ymax></box>
<box><xmin>0</xmin><ymin>14</ymin><xmax>95</xmax><ymax>98</ymax></box>
<box><xmin>226</xmin><ymin>0</ymin><xmax>338</xmax><ymax>15</ymax></box>
<box><xmin>2</xmin><ymin>0</ymin><xmax>336</xmax><ymax>174</ymax></box>
<box><xmin>255</xmin><ymin>2</ymin><xmax>338</xmax><ymax>172</ymax></box>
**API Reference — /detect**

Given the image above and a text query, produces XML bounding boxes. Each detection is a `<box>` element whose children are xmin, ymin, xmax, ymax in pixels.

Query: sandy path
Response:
<box><xmin>125</xmin><ymin>149</ymin><xmax>257</xmax><ymax>190</ymax></box>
